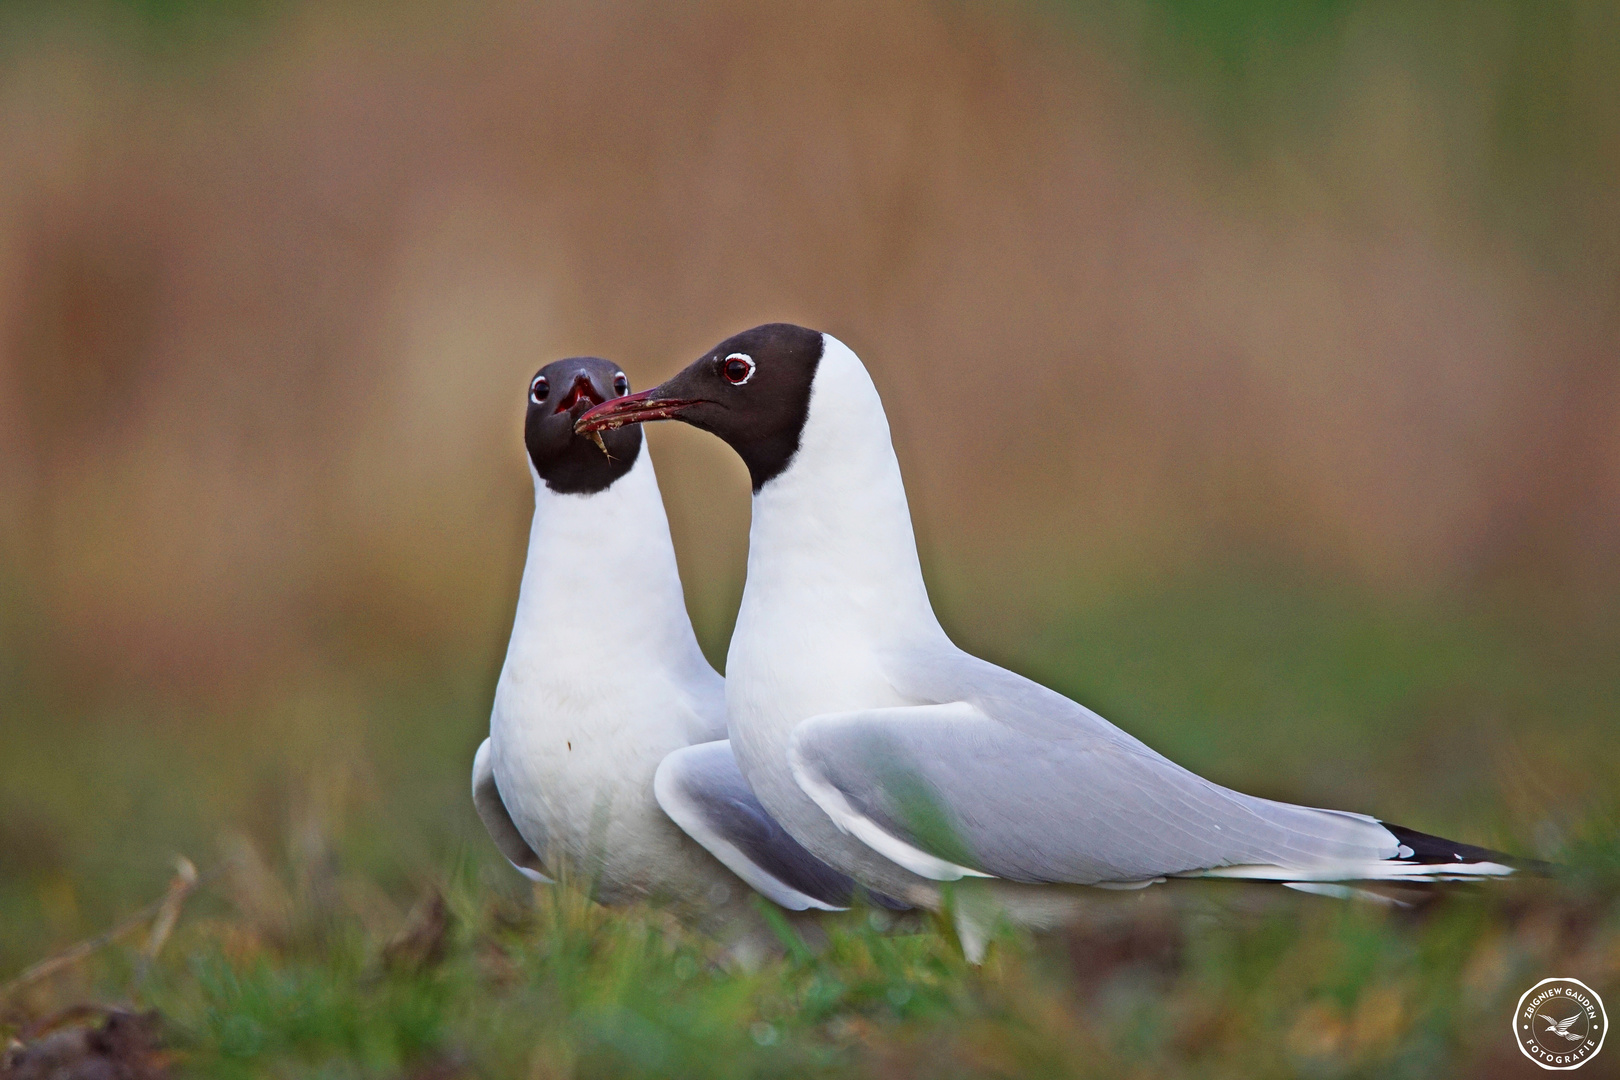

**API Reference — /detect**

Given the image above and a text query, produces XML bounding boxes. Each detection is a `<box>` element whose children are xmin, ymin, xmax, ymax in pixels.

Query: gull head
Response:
<box><xmin>576</xmin><ymin>323</ymin><xmax>825</xmax><ymax>491</ymax></box>
<box><xmin>525</xmin><ymin>356</ymin><xmax>641</xmax><ymax>495</ymax></box>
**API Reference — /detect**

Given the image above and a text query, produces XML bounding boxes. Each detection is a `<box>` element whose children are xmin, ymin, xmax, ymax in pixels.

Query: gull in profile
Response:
<box><xmin>579</xmin><ymin>324</ymin><xmax>1536</xmax><ymax>953</ymax></box>
<box><xmin>473</xmin><ymin>355</ymin><xmax>877</xmax><ymax>925</ymax></box>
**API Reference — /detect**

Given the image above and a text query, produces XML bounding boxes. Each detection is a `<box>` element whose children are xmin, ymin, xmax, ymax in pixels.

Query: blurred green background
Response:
<box><xmin>1</xmin><ymin>0</ymin><xmax>1617</xmax><ymax>1075</ymax></box>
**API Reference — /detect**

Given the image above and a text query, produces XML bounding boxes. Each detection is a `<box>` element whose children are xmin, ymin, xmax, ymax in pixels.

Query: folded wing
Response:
<box><xmin>656</xmin><ymin>740</ymin><xmax>905</xmax><ymax>911</ymax></box>
<box><xmin>786</xmin><ymin>645</ymin><xmax>1516</xmax><ymax>885</ymax></box>
<box><xmin>471</xmin><ymin>738</ymin><xmax>553</xmax><ymax>883</ymax></box>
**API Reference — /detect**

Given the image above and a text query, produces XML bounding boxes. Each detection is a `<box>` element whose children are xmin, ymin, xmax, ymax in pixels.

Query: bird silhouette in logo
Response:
<box><xmin>1543</xmin><ymin>1013</ymin><xmax>1584</xmax><ymax>1041</ymax></box>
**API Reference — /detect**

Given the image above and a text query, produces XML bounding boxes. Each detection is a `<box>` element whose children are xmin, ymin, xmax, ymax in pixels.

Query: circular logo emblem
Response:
<box><xmin>1515</xmin><ymin>978</ymin><xmax>1607</xmax><ymax>1070</ymax></box>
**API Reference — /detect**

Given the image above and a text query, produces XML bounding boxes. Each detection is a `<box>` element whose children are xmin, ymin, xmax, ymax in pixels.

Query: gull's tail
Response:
<box><xmin>1378</xmin><ymin>822</ymin><xmax>1553</xmax><ymax>877</ymax></box>
<box><xmin>1193</xmin><ymin>820</ymin><xmax>1553</xmax><ymax>893</ymax></box>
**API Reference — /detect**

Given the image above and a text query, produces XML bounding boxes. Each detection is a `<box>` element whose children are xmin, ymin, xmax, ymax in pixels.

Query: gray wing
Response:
<box><xmin>471</xmin><ymin>738</ymin><xmax>553</xmax><ymax>883</ymax></box>
<box><xmin>655</xmin><ymin>740</ymin><xmax>905</xmax><ymax>911</ymax></box>
<box><xmin>786</xmin><ymin>644</ymin><xmax>1410</xmax><ymax>885</ymax></box>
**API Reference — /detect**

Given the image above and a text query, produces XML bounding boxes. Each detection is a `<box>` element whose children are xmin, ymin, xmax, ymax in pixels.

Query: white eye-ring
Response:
<box><xmin>530</xmin><ymin>374</ymin><xmax>549</xmax><ymax>403</ymax></box>
<box><xmin>722</xmin><ymin>352</ymin><xmax>756</xmax><ymax>385</ymax></box>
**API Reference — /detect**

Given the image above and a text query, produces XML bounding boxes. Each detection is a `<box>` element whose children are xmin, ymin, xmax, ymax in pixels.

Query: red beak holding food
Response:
<box><xmin>576</xmin><ymin>388</ymin><xmax>703</xmax><ymax>434</ymax></box>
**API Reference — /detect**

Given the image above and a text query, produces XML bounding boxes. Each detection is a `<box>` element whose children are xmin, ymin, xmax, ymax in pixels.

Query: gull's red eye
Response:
<box><xmin>722</xmin><ymin>353</ymin><xmax>756</xmax><ymax>385</ymax></box>
<box><xmin>530</xmin><ymin>375</ymin><xmax>549</xmax><ymax>402</ymax></box>
<box><xmin>613</xmin><ymin>372</ymin><xmax>629</xmax><ymax>395</ymax></box>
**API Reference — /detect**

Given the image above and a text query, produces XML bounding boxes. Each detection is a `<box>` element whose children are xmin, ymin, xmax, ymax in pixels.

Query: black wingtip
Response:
<box><xmin>1381</xmin><ymin>822</ymin><xmax>1556</xmax><ymax>876</ymax></box>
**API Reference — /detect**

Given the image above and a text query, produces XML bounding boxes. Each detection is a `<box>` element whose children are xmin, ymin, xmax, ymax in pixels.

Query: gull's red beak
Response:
<box><xmin>575</xmin><ymin>388</ymin><xmax>702</xmax><ymax>433</ymax></box>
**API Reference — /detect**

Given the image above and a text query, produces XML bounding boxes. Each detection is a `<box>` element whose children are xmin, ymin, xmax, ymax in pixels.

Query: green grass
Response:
<box><xmin>9</xmin><ymin>855</ymin><xmax>1620</xmax><ymax>1078</ymax></box>
<box><xmin>4</xmin><ymin>571</ymin><xmax>1618</xmax><ymax>1077</ymax></box>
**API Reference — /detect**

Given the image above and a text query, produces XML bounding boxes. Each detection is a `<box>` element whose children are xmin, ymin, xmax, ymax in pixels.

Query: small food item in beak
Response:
<box><xmin>576</xmin><ymin>390</ymin><xmax>702</xmax><ymax>433</ymax></box>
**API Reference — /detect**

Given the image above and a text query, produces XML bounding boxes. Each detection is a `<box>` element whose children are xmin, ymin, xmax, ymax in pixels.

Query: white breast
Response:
<box><xmin>489</xmin><ymin>450</ymin><xmax>727</xmax><ymax>902</ymax></box>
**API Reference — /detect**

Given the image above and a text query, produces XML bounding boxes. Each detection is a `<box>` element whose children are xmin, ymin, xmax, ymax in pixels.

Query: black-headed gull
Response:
<box><xmin>578</xmin><ymin>325</ymin><xmax>1533</xmax><ymax>944</ymax></box>
<box><xmin>473</xmin><ymin>355</ymin><xmax>874</xmax><ymax>919</ymax></box>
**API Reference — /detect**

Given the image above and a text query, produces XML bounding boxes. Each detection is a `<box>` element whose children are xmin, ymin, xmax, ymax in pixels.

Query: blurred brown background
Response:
<box><xmin>2</xmin><ymin>0</ymin><xmax>1617</xmax><ymax>962</ymax></box>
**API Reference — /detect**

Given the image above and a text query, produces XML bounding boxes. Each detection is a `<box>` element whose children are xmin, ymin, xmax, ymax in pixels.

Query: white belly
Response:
<box><xmin>489</xmin><ymin>681</ymin><xmax>734</xmax><ymax>909</ymax></box>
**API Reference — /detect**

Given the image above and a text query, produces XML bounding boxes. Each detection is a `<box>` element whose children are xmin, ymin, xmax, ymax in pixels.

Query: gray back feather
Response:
<box><xmin>789</xmin><ymin>644</ymin><xmax>1399</xmax><ymax>884</ymax></box>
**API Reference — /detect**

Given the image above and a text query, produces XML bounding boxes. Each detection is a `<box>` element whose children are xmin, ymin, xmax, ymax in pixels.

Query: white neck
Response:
<box><xmin>731</xmin><ymin>335</ymin><xmax>946</xmax><ymax>667</ymax></box>
<box><xmin>491</xmin><ymin>444</ymin><xmax>725</xmax><ymax>895</ymax></box>
<box><xmin>503</xmin><ymin>450</ymin><xmax>716</xmax><ymax>696</ymax></box>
